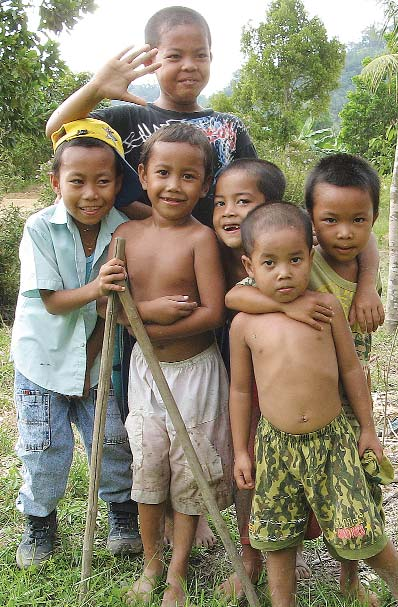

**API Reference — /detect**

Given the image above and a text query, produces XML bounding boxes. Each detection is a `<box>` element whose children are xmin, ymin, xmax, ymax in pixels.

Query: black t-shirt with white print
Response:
<box><xmin>92</xmin><ymin>102</ymin><xmax>257</xmax><ymax>227</ymax></box>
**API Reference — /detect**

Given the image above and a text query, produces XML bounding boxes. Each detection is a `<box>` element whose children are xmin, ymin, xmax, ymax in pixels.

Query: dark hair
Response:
<box><xmin>241</xmin><ymin>202</ymin><xmax>313</xmax><ymax>256</ymax></box>
<box><xmin>145</xmin><ymin>6</ymin><xmax>211</xmax><ymax>49</ymax></box>
<box><xmin>52</xmin><ymin>137</ymin><xmax>123</xmax><ymax>177</ymax></box>
<box><xmin>139</xmin><ymin>122</ymin><xmax>213</xmax><ymax>181</ymax></box>
<box><xmin>305</xmin><ymin>153</ymin><xmax>380</xmax><ymax>216</ymax></box>
<box><xmin>216</xmin><ymin>158</ymin><xmax>286</xmax><ymax>201</ymax></box>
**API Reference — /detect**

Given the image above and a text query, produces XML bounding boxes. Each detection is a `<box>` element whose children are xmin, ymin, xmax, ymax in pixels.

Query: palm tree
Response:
<box><xmin>361</xmin><ymin>2</ymin><xmax>398</xmax><ymax>331</ymax></box>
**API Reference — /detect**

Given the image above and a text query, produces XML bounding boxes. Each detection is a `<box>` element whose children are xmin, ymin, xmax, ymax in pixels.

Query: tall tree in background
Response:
<box><xmin>361</xmin><ymin>1</ymin><xmax>398</xmax><ymax>331</ymax></box>
<box><xmin>0</xmin><ymin>0</ymin><xmax>95</xmax><ymax>143</ymax></box>
<box><xmin>212</xmin><ymin>0</ymin><xmax>345</xmax><ymax>146</ymax></box>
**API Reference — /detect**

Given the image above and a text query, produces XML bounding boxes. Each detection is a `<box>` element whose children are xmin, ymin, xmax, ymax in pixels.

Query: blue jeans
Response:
<box><xmin>14</xmin><ymin>369</ymin><xmax>132</xmax><ymax>517</ymax></box>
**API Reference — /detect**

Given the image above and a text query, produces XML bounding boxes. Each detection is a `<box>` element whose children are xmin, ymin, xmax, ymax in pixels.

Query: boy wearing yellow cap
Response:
<box><xmin>11</xmin><ymin>118</ymin><xmax>142</xmax><ymax>568</ymax></box>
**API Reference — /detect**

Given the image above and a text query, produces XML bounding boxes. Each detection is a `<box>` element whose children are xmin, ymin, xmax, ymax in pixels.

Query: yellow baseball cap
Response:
<box><xmin>51</xmin><ymin>118</ymin><xmax>143</xmax><ymax>208</ymax></box>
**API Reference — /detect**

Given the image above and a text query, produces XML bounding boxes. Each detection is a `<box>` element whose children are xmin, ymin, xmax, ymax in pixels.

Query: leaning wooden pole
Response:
<box><xmin>116</xmin><ymin>239</ymin><xmax>260</xmax><ymax>607</ymax></box>
<box><xmin>79</xmin><ymin>239</ymin><xmax>124</xmax><ymax>600</ymax></box>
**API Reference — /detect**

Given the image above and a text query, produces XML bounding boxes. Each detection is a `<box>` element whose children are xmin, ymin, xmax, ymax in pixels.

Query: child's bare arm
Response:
<box><xmin>46</xmin><ymin>46</ymin><xmax>161</xmax><ymax>136</ymax></box>
<box><xmin>40</xmin><ymin>257</ymin><xmax>126</xmax><ymax>315</ymax></box>
<box><xmin>229</xmin><ymin>314</ymin><xmax>255</xmax><ymax>490</ymax></box>
<box><xmin>226</xmin><ymin>284</ymin><xmax>333</xmax><ymax>331</ymax></box>
<box><xmin>329</xmin><ymin>294</ymin><xmax>383</xmax><ymax>461</ymax></box>
<box><xmin>143</xmin><ymin>230</ymin><xmax>226</xmax><ymax>342</ymax></box>
<box><xmin>349</xmin><ymin>233</ymin><xmax>384</xmax><ymax>332</ymax></box>
<box><xmin>103</xmin><ymin>225</ymin><xmax>198</xmax><ymax>326</ymax></box>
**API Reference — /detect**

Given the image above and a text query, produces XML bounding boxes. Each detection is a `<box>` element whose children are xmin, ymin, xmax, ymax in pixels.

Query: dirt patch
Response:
<box><xmin>1</xmin><ymin>188</ymin><xmax>40</xmax><ymax>211</ymax></box>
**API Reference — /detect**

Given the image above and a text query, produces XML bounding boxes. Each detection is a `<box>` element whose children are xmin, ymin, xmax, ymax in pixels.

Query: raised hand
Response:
<box><xmin>89</xmin><ymin>45</ymin><xmax>162</xmax><ymax>105</ymax></box>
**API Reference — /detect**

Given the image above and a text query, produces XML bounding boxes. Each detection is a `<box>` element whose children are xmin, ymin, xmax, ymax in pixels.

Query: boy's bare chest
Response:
<box><xmin>246</xmin><ymin>314</ymin><xmax>335</xmax><ymax>366</ymax></box>
<box><xmin>126</xmin><ymin>233</ymin><xmax>197</xmax><ymax>297</ymax></box>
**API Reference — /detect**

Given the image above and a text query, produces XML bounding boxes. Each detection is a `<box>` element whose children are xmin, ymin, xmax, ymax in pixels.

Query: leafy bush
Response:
<box><xmin>0</xmin><ymin>205</ymin><xmax>27</xmax><ymax>323</ymax></box>
<box><xmin>255</xmin><ymin>139</ymin><xmax>321</xmax><ymax>206</ymax></box>
<box><xmin>0</xmin><ymin>132</ymin><xmax>51</xmax><ymax>198</ymax></box>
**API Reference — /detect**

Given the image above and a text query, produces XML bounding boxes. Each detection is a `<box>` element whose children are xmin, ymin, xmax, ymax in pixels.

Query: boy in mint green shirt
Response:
<box><xmin>12</xmin><ymin>118</ymin><xmax>142</xmax><ymax>568</ymax></box>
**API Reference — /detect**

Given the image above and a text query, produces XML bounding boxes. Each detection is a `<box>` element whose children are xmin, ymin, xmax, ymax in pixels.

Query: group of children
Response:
<box><xmin>11</xmin><ymin>5</ymin><xmax>398</xmax><ymax>607</ymax></box>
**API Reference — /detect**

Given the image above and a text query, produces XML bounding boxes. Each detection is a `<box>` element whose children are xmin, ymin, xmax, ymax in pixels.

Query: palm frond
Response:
<box><xmin>361</xmin><ymin>53</ymin><xmax>398</xmax><ymax>96</ymax></box>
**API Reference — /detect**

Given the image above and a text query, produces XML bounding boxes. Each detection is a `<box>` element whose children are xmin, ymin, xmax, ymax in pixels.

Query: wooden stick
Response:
<box><xmin>79</xmin><ymin>239</ymin><xmax>124</xmax><ymax>600</ymax></box>
<box><xmin>116</xmin><ymin>239</ymin><xmax>260</xmax><ymax>607</ymax></box>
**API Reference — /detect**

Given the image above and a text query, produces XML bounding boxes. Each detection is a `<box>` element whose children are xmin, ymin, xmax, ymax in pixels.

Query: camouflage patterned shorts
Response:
<box><xmin>249</xmin><ymin>412</ymin><xmax>388</xmax><ymax>560</ymax></box>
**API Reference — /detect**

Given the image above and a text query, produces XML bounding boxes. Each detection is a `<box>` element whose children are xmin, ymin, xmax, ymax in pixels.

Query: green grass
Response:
<box><xmin>1</xmin><ymin>282</ymin><xmax>397</xmax><ymax>607</ymax></box>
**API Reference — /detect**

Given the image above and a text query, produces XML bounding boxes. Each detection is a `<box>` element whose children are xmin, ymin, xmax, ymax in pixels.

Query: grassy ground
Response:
<box><xmin>1</xmin><ymin>325</ymin><xmax>398</xmax><ymax>605</ymax></box>
<box><xmin>1</xmin><ymin>184</ymin><xmax>397</xmax><ymax>606</ymax></box>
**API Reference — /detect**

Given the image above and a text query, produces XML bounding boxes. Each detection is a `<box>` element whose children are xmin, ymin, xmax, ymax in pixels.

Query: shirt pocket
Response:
<box><xmin>94</xmin><ymin>388</ymin><xmax>129</xmax><ymax>445</ymax></box>
<box><xmin>15</xmin><ymin>391</ymin><xmax>50</xmax><ymax>451</ymax></box>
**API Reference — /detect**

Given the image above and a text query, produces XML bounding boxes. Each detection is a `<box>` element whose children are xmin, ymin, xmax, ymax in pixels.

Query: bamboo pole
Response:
<box><xmin>79</xmin><ymin>239</ymin><xmax>124</xmax><ymax>600</ymax></box>
<box><xmin>116</xmin><ymin>239</ymin><xmax>260</xmax><ymax>607</ymax></box>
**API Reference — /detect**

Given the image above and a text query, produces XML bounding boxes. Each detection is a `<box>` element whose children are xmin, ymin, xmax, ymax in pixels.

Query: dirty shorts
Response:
<box><xmin>249</xmin><ymin>412</ymin><xmax>388</xmax><ymax>560</ymax></box>
<box><xmin>126</xmin><ymin>342</ymin><xmax>233</xmax><ymax>515</ymax></box>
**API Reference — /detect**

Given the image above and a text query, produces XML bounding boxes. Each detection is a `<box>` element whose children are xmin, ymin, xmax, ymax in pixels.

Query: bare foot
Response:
<box><xmin>161</xmin><ymin>580</ymin><xmax>189</xmax><ymax>607</ymax></box>
<box><xmin>194</xmin><ymin>515</ymin><xmax>216</xmax><ymax>549</ymax></box>
<box><xmin>217</xmin><ymin>548</ymin><xmax>263</xmax><ymax>602</ymax></box>
<box><xmin>125</xmin><ymin>567</ymin><xmax>163</xmax><ymax>605</ymax></box>
<box><xmin>295</xmin><ymin>550</ymin><xmax>311</xmax><ymax>581</ymax></box>
<box><xmin>341</xmin><ymin>580</ymin><xmax>380</xmax><ymax>606</ymax></box>
<box><xmin>340</xmin><ymin>561</ymin><xmax>379</xmax><ymax>607</ymax></box>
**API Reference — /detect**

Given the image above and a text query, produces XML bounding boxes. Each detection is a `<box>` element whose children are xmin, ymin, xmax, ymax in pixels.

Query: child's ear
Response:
<box><xmin>138</xmin><ymin>164</ymin><xmax>148</xmax><ymax>190</ymax></box>
<box><xmin>241</xmin><ymin>254</ymin><xmax>254</xmax><ymax>278</ymax></box>
<box><xmin>50</xmin><ymin>172</ymin><xmax>61</xmax><ymax>196</ymax></box>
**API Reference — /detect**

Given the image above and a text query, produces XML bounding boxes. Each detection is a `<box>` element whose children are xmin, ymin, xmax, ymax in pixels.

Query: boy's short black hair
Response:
<box><xmin>216</xmin><ymin>158</ymin><xmax>286</xmax><ymax>201</ymax></box>
<box><xmin>305</xmin><ymin>153</ymin><xmax>380</xmax><ymax>216</ymax></box>
<box><xmin>145</xmin><ymin>6</ymin><xmax>211</xmax><ymax>49</ymax></box>
<box><xmin>52</xmin><ymin>137</ymin><xmax>123</xmax><ymax>177</ymax></box>
<box><xmin>139</xmin><ymin>122</ymin><xmax>213</xmax><ymax>181</ymax></box>
<box><xmin>241</xmin><ymin>202</ymin><xmax>313</xmax><ymax>256</ymax></box>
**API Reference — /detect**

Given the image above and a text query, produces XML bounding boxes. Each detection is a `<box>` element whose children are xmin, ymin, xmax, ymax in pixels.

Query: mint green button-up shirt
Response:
<box><xmin>11</xmin><ymin>201</ymin><xmax>128</xmax><ymax>396</ymax></box>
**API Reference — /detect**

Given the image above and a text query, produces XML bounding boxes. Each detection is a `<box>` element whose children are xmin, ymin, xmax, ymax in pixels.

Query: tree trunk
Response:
<box><xmin>385</xmin><ymin>130</ymin><xmax>398</xmax><ymax>332</ymax></box>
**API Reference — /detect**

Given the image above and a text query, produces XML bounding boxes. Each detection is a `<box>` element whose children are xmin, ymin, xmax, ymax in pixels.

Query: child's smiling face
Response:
<box><xmin>311</xmin><ymin>183</ymin><xmax>376</xmax><ymax>266</ymax></box>
<box><xmin>50</xmin><ymin>145</ymin><xmax>121</xmax><ymax>227</ymax></box>
<box><xmin>138</xmin><ymin>141</ymin><xmax>209</xmax><ymax>222</ymax></box>
<box><xmin>213</xmin><ymin>170</ymin><xmax>267</xmax><ymax>250</ymax></box>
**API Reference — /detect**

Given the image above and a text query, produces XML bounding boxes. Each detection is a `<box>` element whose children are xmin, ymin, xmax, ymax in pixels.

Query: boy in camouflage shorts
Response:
<box><xmin>229</xmin><ymin>202</ymin><xmax>398</xmax><ymax>607</ymax></box>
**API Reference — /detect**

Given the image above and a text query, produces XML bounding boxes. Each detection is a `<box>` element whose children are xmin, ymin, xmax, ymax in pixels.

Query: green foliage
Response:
<box><xmin>329</xmin><ymin>26</ymin><xmax>386</xmax><ymax>124</ymax></box>
<box><xmin>221</xmin><ymin>0</ymin><xmax>345</xmax><ymax>146</ymax></box>
<box><xmin>39</xmin><ymin>0</ymin><xmax>96</xmax><ymax>34</ymax></box>
<box><xmin>0</xmin><ymin>1</ymin><xmax>65</xmax><ymax>144</ymax></box>
<box><xmin>338</xmin><ymin>75</ymin><xmax>397</xmax><ymax>174</ymax></box>
<box><xmin>255</xmin><ymin>139</ymin><xmax>321</xmax><ymax>206</ymax></box>
<box><xmin>0</xmin><ymin>205</ymin><xmax>27</xmax><ymax>323</ymax></box>
<box><xmin>0</xmin><ymin>2</ymin><xmax>93</xmax><ymax>192</ymax></box>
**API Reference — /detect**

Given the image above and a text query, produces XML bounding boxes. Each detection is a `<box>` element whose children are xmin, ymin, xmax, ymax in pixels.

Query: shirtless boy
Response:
<box><xmin>110</xmin><ymin>122</ymin><xmax>232</xmax><ymax>607</ymax></box>
<box><xmin>229</xmin><ymin>202</ymin><xmax>398</xmax><ymax>607</ymax></box>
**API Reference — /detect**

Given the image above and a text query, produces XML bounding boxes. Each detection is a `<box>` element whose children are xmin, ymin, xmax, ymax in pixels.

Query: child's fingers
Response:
<box><xmin>103</xmin><ymin>283</ymin><xmax>126</xmax><ymax>292</ymax></box>
<box><xmin>129</xmin><ymin>47</ymin><xmax>159</xmax><ymax>68</ymax></box>
<box><xmin>316</xmin><ymin>304</ymin><xmax>334</xmax><ymax>317</ymax></box>
<box><xmin>115</xmin><ymin>45</ymin><xmax>138</xmax><ymax>60</ymax></box>
<box><xmin>117</xmin><ymin>44</ymin><xmax>152</xmax><ymax>62</ymax></box>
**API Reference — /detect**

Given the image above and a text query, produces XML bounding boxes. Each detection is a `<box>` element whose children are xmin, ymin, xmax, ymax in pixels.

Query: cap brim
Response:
<box><xmin>115</xmin><ymin>157</ymin><xmax>144</xmax><ymax>209</ymax></box>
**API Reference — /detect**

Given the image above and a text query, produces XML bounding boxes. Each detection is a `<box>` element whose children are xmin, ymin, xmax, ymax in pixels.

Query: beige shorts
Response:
<box><xmin>126</xmin><ymin>342</ymin><xmax>233</xmax><ymax>515</ymax></box>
